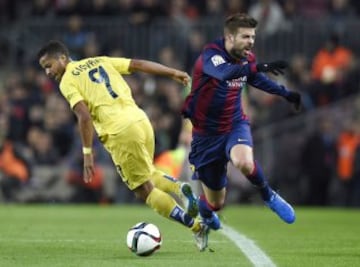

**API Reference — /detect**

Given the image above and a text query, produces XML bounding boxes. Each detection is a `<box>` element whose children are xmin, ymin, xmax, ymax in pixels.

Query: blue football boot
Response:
<box><xmin>202</xmin><ymin>211</ymin><xmax>221</xmax><ymax>230</ymax></box>
<box><xmin>265</xmin><ymin>190</ymin><xmax>296</xmax><ymax>224</ymax></box>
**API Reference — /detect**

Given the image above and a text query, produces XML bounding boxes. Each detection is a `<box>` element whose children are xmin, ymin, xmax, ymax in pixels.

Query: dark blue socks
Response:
<box><xmin>246</xmin><ymin>161</ymin><xmax>273</xmax><ymax>201</ymax></box>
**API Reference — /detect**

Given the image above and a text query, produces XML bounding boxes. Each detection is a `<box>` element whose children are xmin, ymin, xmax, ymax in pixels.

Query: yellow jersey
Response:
<box><xmin>59</xmin><ymin>56</ymin><xmax>147</xmax><ymax>137</ymax></box>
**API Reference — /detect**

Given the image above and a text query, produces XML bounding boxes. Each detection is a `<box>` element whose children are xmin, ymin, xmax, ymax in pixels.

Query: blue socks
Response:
<box><xmin>246</xmin><ymin>161</ymin><xmax>273</xmax><ymax>201</ymax></box>
<box><xmin>198</xmin><ymin>195</ymin><xmax>213</xmax><ymax>218</ymax></box>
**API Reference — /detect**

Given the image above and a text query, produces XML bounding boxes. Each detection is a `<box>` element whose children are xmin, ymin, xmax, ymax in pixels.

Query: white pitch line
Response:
<box><xmin>220</xmin><ymin>224</ymin><xmax>276</xmax><ymax>267</ymax></box>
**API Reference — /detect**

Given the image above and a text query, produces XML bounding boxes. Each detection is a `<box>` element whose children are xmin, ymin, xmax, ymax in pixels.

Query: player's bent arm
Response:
<box><xmin>72</xmin><ymin>100</ymin><xmax>94</xmax><ymax>150</ymax></box>
<box><xmin>128</xmin><ymin>59</ymin><xmax>190</xmax><ymax>85</ymax></box>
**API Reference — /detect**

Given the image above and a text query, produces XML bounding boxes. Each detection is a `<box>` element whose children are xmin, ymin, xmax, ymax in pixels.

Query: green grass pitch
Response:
<box><xmin>0</xmin><ymin>205</ymin><xmax>359</xmax><ymax>267</ymax></box>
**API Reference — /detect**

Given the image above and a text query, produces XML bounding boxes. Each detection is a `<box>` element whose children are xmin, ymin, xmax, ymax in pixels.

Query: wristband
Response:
<box><xmin>82</xmin><ymin>147</ymin><xmax>92</xmax><ymax>155</ymax></box>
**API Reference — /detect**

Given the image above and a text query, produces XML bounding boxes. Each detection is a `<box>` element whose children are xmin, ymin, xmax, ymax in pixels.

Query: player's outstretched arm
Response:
<box><xmin>256</xmin><ymin>60</ymin><xmax>288</xmax><ymax>76</ymax></box>
<box><xmin>129</xmin><ymin>59</ymin><xmax>191</xmax><ymax>86</ymax></box>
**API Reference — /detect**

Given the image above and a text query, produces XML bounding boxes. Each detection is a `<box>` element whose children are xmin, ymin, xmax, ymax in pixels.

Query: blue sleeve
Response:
<box><xmin>202</xmin><ymin>49</ymin><xmax>257</xmax><ymax>81</ymax></box>
<box><xmin>248</xmin><ymin>72</ymin><xmax>290</xmax><ymax>98</ymax></box>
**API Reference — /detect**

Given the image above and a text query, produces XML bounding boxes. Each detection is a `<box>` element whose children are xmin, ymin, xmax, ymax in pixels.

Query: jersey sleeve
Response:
<box><xmin>106</xmin><ymin>57</ymin><xmax>132</xmax><ymax>74</ymax></box>
<box><xmin>202</xmin><ymin>49</ymin><xmax>257</xmax><ymax>81</ymax></box>
<box><xmin>59</xmin><ymin>75</ymin><xmax>84</xmax><ymax>109</ymax></box>
<box><xmin>248</xmin><ymin>72</ymin><xmax>290</xmax><ymax>97</ymax></box>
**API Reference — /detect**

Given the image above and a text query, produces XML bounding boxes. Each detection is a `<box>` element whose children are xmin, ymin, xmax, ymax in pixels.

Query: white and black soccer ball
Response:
<box><xmin>126</xmin><ymin>222</ymin><xmax>162</xmax><ymax>256</ymax></box>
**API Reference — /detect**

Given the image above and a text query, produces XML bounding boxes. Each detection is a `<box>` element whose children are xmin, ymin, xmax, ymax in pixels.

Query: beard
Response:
<box><xmin>229</xmin><ymin>48</ymin><xmax>244</xmax><ymax>60</ymax></box>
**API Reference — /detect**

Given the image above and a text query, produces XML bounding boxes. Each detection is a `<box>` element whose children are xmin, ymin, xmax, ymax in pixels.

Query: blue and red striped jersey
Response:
<box><xmin>181</xmin><ymin>38</ymin><xmax>290</xmax><ymax>135</ymax></box>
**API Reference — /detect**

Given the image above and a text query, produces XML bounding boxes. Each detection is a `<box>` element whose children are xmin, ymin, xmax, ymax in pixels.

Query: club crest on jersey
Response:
<box><xmin>226</xmin><ymin>76</ymin><xmax>247</xmax><ymax>87</ymax></box>
<box><xmin>211</xmin><ymin>55</ymin><xmax>226</xmax><ymax>66</ymax></box>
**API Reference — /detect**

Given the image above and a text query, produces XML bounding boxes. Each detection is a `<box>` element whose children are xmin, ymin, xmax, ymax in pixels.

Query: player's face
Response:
<box><xmin>227</xmin><ymin>27</ymin><xmax>255</xmax><ymax>59</ymax></box>
<box><xmin>39</xmin><ymin>53</ymin><xmax>68</xmax><ymax>82</ymax></box>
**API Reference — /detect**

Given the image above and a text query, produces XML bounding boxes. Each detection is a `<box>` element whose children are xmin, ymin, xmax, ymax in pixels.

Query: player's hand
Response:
<box><xmin>256</xmin><ymin>60</ymin><xmax>288</xmax><ymax>75</ymax></box>
<box><xmin>172</xmin><ymin>71</ymin><xmax>191</xmax><ymax>86</ymax></box>
<box><xmin>83</xmin><ymin>153</ymin><xmax>95</xmax><ymax>183</ymax></box>
<box><xmin>285</xmin><ymin>91</ymin><xmax>302</xmax><ymax>112</ymax></box>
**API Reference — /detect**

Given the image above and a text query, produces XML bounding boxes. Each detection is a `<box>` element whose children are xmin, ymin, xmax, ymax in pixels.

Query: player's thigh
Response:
<box><xmin>141</xmin><ymin>118</ymin><xmax>156</xmax><ymax>158</ymax></box>
<box><xmin>197</xmin><ymin>160</ymin><xmax>228</xmax><ymax>191</ymax></box>
<box><xmin>226</xmin><ymin>122</ymin><xmax>253</xmax><ymax>153</ymax></box>
<box><xmin>226</xmin><ymin>122</ymin><xmax>254</xmax><ymax>164</ymax></box>
<box><xmin>105</xmin><ymin>122</ymin><xmax>155</xmax><ymax>190</ymax></box>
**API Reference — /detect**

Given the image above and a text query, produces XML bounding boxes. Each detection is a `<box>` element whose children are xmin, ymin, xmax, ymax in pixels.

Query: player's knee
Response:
<box><xmin>134</xmin><ymin>181</ymin><xmax>154</xmax><ymax>201</ymax></box>
<box><xmin>207</xmin><ymin>199</ymin><xmax>225</xmax><ymax>211</ymax></box>
<box><xmin>233</xmin><ymin>160</ymin><xmax>254</xmax><ymax>176</ymax></box>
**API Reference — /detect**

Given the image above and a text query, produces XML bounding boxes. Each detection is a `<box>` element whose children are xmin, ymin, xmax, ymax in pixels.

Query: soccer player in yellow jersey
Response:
<box><xmin>38</xmin><ymin>40</ymin><xmax>209</xmax><ymax>251</ymax></box>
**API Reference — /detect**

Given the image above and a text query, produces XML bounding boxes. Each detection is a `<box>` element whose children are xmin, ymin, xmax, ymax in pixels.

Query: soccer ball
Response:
<box><xmin>126</xmin><ymin>222</ymin><xmax>162</xmax><ymax>256</ymax></box>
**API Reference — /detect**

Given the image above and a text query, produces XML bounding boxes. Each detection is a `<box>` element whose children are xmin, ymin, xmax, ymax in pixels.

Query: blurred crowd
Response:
<box><xmin>1</xmin><ymin>0</ymin><xmax>360</xmax><ymax>206</ymax></box>
<box><xmin>1</xmin><ymin>0</ymin><xmax>360</xmax><ymax>23</ymax></box>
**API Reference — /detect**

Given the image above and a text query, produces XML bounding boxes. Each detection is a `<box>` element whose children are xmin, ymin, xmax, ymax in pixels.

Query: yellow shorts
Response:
<box><xmin>102</xmin><ymin>118</ymin><xmax>155</xmax><ymax>190</ymax></box>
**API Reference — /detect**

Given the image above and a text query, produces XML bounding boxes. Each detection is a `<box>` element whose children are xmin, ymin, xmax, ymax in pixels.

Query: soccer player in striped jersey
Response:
<box><xmin>38</xmin><ymin>40</ymin><xmax>208</xmax><ymax>251</ymax></box>
<box><xmin>182</xmin><ymin>13</ymin><xmax>300</xmax><ymax>234</ymax></box>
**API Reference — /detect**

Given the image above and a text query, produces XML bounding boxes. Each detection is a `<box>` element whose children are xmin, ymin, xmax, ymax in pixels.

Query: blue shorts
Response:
<box><xmin>189</xmin><ymin>122</ymin><xmax>253</xmax><ymax>190</ymax></box>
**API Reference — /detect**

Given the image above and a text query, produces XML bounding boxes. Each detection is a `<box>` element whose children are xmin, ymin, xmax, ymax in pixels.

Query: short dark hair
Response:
<box><xmin>224</xmin><ymin>13</ymin><xmax>258</xmax><ymax>34</ymax></box>
<box><xmin>37</xmin><ymin>40</ymin><xmax>70</xmax><ymax>60</ymax></box>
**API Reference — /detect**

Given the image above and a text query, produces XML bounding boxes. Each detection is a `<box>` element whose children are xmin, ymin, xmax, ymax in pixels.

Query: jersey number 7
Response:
<box><xmin>88</xmin><ymin>66</ymin><xmax>119</xmax><ymax>98</ymax></box>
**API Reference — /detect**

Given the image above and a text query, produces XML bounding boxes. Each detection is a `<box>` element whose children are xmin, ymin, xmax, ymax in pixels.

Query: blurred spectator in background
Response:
<box><xmin>29</xmin><ymin>0</ymin><xmax>53</xmax><ymax>18</ymax></box>
<box><xmin>225</xmin><ymin>0</ymin><xmax>249</xmax><ymax>16</ymax></box>
<box><xmin>55</xmin><ymin>0</ymin><xmax>82</xmax><ymax>16</ymax></box>
<box><xmin>287</xmin><ymin>54</ymin><xmax>314</xmax><ymax>110</ymax></box>
<box><xmin>6</xmin><ymin>80</ymin><xmax>32</xmax><ymax>143</ymax></box>
<box><xmin>158</xmin><ymin>46</ymin><xmax>183</xmax><ymax>70</ymax></box>
<box><xmin>168</xmin><ymin>0</ymin><xmax>195</xmax><ymax>43</ymax></box>
<box><xmin>310</xmin><ymin>33</ymin><xmax>353</xmax><ymax>105</ymax></box>
<box><xmin>350</xmin><ymin>133</ymin><xmax>360</xmax><ymax>207</ymax></box>
<box><xmin>328</xmin><ymin>0</ymin><xmax>357</xmax><ymax>35</ymax></box>
<box><xmin>82</xmin><ymin>0</ymin><xmax>114</xmax><ymax>16</ymax></box>
<box><xmin>63</xmin><ymin>15</ymin><xmax>92</xmax><ymax>59</ymax></box>
<box><xmin>113</xmin><ymin>0</ymin><xmax>134</xmax><ymax>17</ymax></box>
<box><xmin>248</xmin><ymin>0</ymin><xmax>286</xmax><ymax>38</ymax></box>
<box><xmin>298</xmin><ymin>0</ymin><xmax>328</xmax><ymax>19</ymax></box>
<box><xmin>129</xmin><ymin>0</ymin><xmax>167</xmax><ymax>26</ymax></box>
<box><xmin>301</xmin><ymin>117</ymin><xmax>337</xmax><ymax>206</ymax></box>
<box><xmin>27</xmin><ymin>126</ymin><xmax>60</xmax><ymax>165</ymax></box>
<box><xmin>281</xmin><ymin>0</ymin><xmax>299</xmax><ymax>33</ymax></box>
<box><xmin>0</xmin><ymin>114</ymin><xmax>32</xmax><ymax>202</ymax></box>
<box><xmin>334</xmin><ymin>118</ymin><xmax>360</xmax><ymax>206</ymax></box>
<box><xmin>82</xmin><ymin>35</ymin><xmax>102</xmax><ymax>58</ymax></box>
<box><xmin>43</xmin><ymin>94</ymin><xmax>75</xmax><ymax>158</ymax></box>
<box><xmin>203</xmin><ymin>0</ymin><xmax>225</xmax><ymax>18</ymax></box>
<box><xmin>185</xmin><ymin>29</ymin><xmax>206</xmax><ymax>73</ymax></box>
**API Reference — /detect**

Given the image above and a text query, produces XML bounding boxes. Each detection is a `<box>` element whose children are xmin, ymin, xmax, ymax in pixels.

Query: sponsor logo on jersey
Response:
<box><xmin>226</xmin><ymin>76</ymin><xmax>247</xmax><ymax>87</ymax></box>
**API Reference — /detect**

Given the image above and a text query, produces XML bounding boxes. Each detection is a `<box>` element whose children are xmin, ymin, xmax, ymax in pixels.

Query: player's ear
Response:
<box><xmin>59</xmin><ymin>54</ymin><xmax>67</xmax><ymax>61</ymax></box>
<box><xmin>225</xmin><ymin>33</ymin><xmax>234</xmax><ymax>43</ymax></box>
